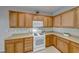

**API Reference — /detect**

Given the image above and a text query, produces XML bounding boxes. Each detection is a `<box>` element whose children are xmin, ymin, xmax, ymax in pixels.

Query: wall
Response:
<box><xmin>0</xmin><ymin>6</ymin><xmax>53</xmax><ymax>52</ymax></box>
<box><xmin>53</xmin><ymin>28</ymin><xmax>79</xmax><ymax>37</ymax></box>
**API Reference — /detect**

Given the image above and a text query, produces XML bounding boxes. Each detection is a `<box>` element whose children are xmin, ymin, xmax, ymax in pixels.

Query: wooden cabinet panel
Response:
<box><xmin>69</xmin><ymin>42</ymin><xmax>79</xmax><ymax>53</ymax></box>
<box><xmin>53</xmin><ymin>15</ymin><xmax>61</xmax><ymax>27</ymax></box>
<box><xmin>47</xmin><ymin>17</ymin><xmax>53</xmax><ymax>27</ymax></box>
<box><xmin>43</xmin><ymin>16</ymin><xmax>48</xmax><ymax>27</ymax></box>
<box><xmin>49</xmin><ymin>35</ymin><xmax>53</xmax><ymax>45</ymax></box>
<box><xmin>53</xmin><ymin>36</ymin><xmax>57</xmax><ymax>47</ymax></box>
<box><xmin>9</xmin><ymin>11</ymin><xmax>18</xmax><ymax>28</ymax></box>
<box><xmin>46</xmin><ymin>35</ymin><xmax>50</xmax><ymax>47</ymax></box>
<box><xmin>56</xmin><ymin>37</ymin><xmax>69</xmax><ymax>53</ymax></box>
<box><xmin>18</xmin><ymin>13</ymin><xmax>25</xmax><ymax>27</ymax></box>
<box><xmin>76</xmin><ymin>7</ymin><xmax>79</xmax><ymax>27</ymax></box>
<box><xmin>25</xmin><ymin>14</ymin><xmax>33</xmax><ymax>28</ymax></box>
<box><xmin>61</xmin><ymin>10</ymin><xmax>75</xmax><ymax>27</ymax></box>
<box><xmin>15</xmin><ymin>39</ymin><xmax>24</xmax><ymax>53</ymax></box>
<box><xmin>5</xmin><ymin>40</ymin><xmax>15</xmax><ymax>53</ymax></box>
<box><xmin>24</xmin><ymin>37</ymin><xmax>33</xmax><ymax>52</ymax></box>
<box><xmin>33</xmin><ymin>15</ymin><xmax>44</xmax><ymax>21</ymax></box>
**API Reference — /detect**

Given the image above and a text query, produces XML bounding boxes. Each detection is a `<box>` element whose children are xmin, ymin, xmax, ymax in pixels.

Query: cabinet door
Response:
<box><xmin>69</xmin><ymin>42</ymin><xmax>79</xmax><ymax>53</ymax></box>
<box><xmin>57</xmin><ymin>37</ymin><xmax>69</xmax><ymax>53</ymax></box>
<box><xmin>53</xmin><ymin>15</ymin><xmax>61</xmax><ymax>27</ymax></box>
<box><xmin>76</xmin><ymin>7</ymin><xmax>79</xmax><ymax>27</ymax></box>
<box><xmin>9</xmin><ymin>11</ymin><xmax>18</xmax><ymax>28</ymax></box>
<box><xmin>53</xmin><ymin>36</ymin><xmax>57</xmax><ymax>47</ymax></box>
<box><xmin>5</xmin><ymin>40</ymin><xmax>14</xmax><ymax>53</ymax></box>
<box><xmin>46</xmin><ymin>35</ymin><xmax>50</xmax><ymax>47</ymax></box>
<box><xmin>33</xmin><ymin>15</ymin><xmax>44</xmax><ymax>21</ymax></box>
<box><xmin>47</xmin><ymin>17</ymin><xmax>53</xmax><ymax>27</ymax></box>
<box><xmin>24</xmin><ymin>37</ymin><xmax>33</xmax><ymax>52</ymax></box>
<box><xmin>49</xmin><ymin>35</ymin><xmax>53</xmax><ymax>45</ymax></box>
<box><xmin>61</xmin><ymin>10</ymin><xmax>75</xmax><ymax>27</ymax></box>
<box><xmin>15</xmin><ymin>39</ymin><xmax>24</xmax><ymax>53</ymax></box>
<box><xmin>18</xmin><ymin>13</ymin><xmax>25</xmax><ymax>28</ymax></box>
<box><xmin>25</xmin><ymin>14</ymin><xmax>33</xmax><ymax>28</ymax></box>
<box><xmin>43</xmin><ymin>17</ymin><xmax>48</xmax><ymax>27</ymax></box>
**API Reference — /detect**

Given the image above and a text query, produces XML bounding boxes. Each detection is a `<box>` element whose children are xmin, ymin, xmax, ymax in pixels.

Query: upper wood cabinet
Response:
<box><xmin>43</xmin><ymin>16</ymin><xmax>48</xmax><ymax>27</ymax></box>
<box><xmin>18</xmin><ymin>12</ymin><xmax>25</xmax><ymax>28</ymax></box>
<box><xmin>76</xmin><ymin>7</ymin><xmax>79</xmax><ymax>27</ymax></box>
<box><xmin>9</xmin><ymin>11</ymin><xmax>18</xmax><ymax>28</ymax></box>
<box><xmin>43</xmin><ymin>16</ymin><xmax>53</xmax><ymax>27</ymax></box>
<box><xmin>53</xmin><ymin>15</ymin><xmax>61</xmax><ymax>27</ymax></box>
<box><xmin>25</xmin><ymin>14</ymin><xmax>33</xmax><ymax>28</ymax></box>
<box><xmin>61</xmin><ymin>10</ymin><xmax>75</xmax><ymax>27</ymax></box>
<box><xmin>47</xmin><ymin>17</ymin><xmax>53</xmax><ymax>27</ymax></box>
<box><xmin>33</xmin><ymin>15</ymin><xmax>44</xmax><ymax>21</ymax></box>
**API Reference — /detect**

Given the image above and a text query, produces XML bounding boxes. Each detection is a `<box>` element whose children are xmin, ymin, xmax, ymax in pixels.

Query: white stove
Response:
<box><xmin>33</xmin><ymin>33</ymin><xmax>45</xmax><ymax>52</ymax></box>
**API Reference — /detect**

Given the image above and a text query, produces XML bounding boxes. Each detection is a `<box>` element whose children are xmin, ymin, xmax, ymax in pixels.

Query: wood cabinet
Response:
<box><xmin>14</xmin><ymin>39</ymin><xmax>24</xmax><ymax>53</ymax></box>
<box><xmin>61</xmin><ymin>10</ymin><xmax>75</xmax><ymax>27</ymax></box>
<box><xmin>52</xmin><ymin>35</ymin><xmax>57</xmax><ymax>47</ymax></box>
<box><xmin>9</xmin><ymin>11</ymin><xmax>18</xmax><ymax>28</ymax></box>
<box><xmin>69</xmin><ymin>42</ymin><xmax>79</xmax><ymax>53</ymax></box>
<box><xmin>24</xmin><ymin>37</ymin><xmax>33</xmax><ymax>52</ymax></box>
<box><xmin>25</xmin><ymin>14</ymin><xmax>33</xmax><ymax>28</ymax></box>
<box><xmin>33</xmin><ymin>15</ymin><xmax>44</xmax><ymax>21</ymax></box>
<box><xmin>76</xmin><ymin>7</ymin><xmax>79</xmax><ymax>27</ymax></box>
<box><xmin>53</xmin><ymin>15</ymin><xmax>61</xmax><ymax>27</ymax></box>
<box><xmin>43</xmin><ymin>17</ymin><xmax>53</xmax><ymax>27</ymax></box>
<box><xmin>9</xmin><ymin>11</ymin><xmax>53</xmax><ymax>28</ymax></box>
<box><xmin>5</xmin><ymin>37</ymin><xmax>33</xmax><ymax>53</ymax></box>
<box><xmin>43</xmin><ymin>16</ymin><xmax>48</xmax><ymax>27</ymax></box>
<box><xmin>47</xmin><ymin>17</ymin><xmax>53</xmax><ymax>27</ymax></box>
<box><xmin>56</xmin><ymin>37</ymin><xmax>69</xmax><ymax>53</ymax></box>
<box><xmin>5</xmin><ymin>40</ymin><xmax>15</xmax><ymax>53</ymax></box>
<box><xmin>18</xmin><ymin>13</ymin><xmax>25</xmax><ymax>28</ymax></box>
<box><xmin>46</xmin><ymin>35</ymin><xmax>50</xmax><ymax>47</ymax></box>
<box><xmin>46</xmin><ymin>35</ymin><xmax>54</xmax><ymax>47</ymax></box>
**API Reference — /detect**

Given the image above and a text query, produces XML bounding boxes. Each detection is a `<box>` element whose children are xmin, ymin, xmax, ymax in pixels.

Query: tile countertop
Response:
<box><xmin>6</xmin><ymin>32</ymin><xmax>79</xmax><ymax>44</ymax></box>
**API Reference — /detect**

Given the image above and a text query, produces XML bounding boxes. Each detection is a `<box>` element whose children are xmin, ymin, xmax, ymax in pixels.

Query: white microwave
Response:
<box><xmin>33</xmin><ymin>21</ymin><xmax>43</xmax><ymax>28</ymax></box>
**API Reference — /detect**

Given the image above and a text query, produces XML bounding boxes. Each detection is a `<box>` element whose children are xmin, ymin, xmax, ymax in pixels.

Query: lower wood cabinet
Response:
<box><xmin>14</xmin><ymin>39</ymin><xmax>24</xmax><ymax>53</ymax></box>
<box><xmin>56</xmin><ymin>37</ymin><xmax>69</xmax><ymax>53</ymax></box>
<box><xmin>5</xmin><ymin>34</ymin><xmax>79</xmax><ymax>53</ymax></box>
<box><xmin>46</xmin><ymin>35</ymin><xmax>50</xmax><ymax>47</ymax></box>
<box><xmin>5</xmin><ymin>40</ymin><xmax>15</xmax><ymax>53</ymax></box>
<box><xmin>52</xmin><ymin>35</ymin><xmax>57</xmax><ymax>47</ymax></box>
<box><xmin>69</xmin><ymin>42</ymin><xmax>79</xmax><ymax>53</ymax></box>
<box><xmin>5</xmin><ymin>37</ymin><xmax>33</xmax><ymax>53</ymax></box>
<box><xmin>24</xmin><ymin>37</ymin><xmax>33</xmax><ymax>52</ymax></box>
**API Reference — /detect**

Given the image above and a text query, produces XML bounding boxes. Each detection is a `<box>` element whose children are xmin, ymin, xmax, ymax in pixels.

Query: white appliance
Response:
<box><xmin>32</xmin><ymin>21</ymin><xmax>45</xmax><ymax>52</ymax></box>
<box><xmin>33</xmin><ymin>21</ymin><xmax>43</xmax><ymax>28</ymax></box>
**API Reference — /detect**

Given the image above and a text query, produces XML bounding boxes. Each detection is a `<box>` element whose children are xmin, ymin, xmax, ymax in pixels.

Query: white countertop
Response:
<box><xmin>46</xmin><ymin>32</ymin><xmax>79</xmax><ymax>44</ymax></box>
<box><xmin>6</xmin><ymin>32</ymin><xmax>79</xmax><ymax>44</ymax></box>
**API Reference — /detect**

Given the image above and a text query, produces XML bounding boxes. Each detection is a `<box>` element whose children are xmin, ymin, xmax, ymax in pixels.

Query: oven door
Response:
<box><xmin>33</xmin><ymin>35</ymin><xmax>45</xmax><ymax>52</ymax></box>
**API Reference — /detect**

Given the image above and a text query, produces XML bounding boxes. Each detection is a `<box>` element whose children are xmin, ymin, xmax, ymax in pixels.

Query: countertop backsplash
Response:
<box><xmin>53</xmin><ymin>28</ymin><xmax>79</xmax><ymax>37</ymax></box>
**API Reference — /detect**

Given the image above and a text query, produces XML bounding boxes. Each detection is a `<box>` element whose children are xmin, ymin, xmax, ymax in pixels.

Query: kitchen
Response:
<box><xmin>0</xmin><ymin>6</ymin><xmax>79</xmax><ymax>53</ymax></box>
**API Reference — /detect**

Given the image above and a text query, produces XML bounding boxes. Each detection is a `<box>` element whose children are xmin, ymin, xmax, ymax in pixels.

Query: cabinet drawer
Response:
<box><xmin>24</xmin><ymin>46</ymin><xmax>33</xmax><ymax>52</ymax></box>
<box><xmin>5</xmin><ymin>40</ymin><xmax>14</xmax><ymax>44</ymax></box>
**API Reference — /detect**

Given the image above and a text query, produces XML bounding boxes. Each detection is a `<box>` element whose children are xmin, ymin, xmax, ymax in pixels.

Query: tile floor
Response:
<box><xmin>32</xmin><ymin>46</ymin><xmax>61</xmax><ymax>53</ymax></box>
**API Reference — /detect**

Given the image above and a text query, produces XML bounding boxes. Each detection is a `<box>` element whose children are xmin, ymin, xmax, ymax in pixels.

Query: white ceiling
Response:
<box><xmin>0</xmin><ymin>6</ymin><xmax>77</xmax><ymax>16</ymax></box>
